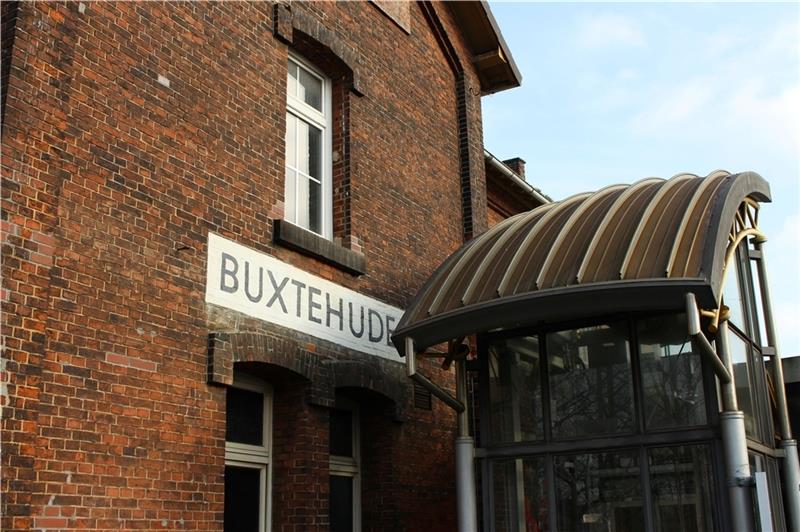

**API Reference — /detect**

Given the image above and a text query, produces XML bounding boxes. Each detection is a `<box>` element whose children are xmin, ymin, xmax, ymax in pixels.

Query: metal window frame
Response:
<box><xmin>476</xmin><ymin>312</ymin><xmax>726</xmax><ymax>532</ymax></box>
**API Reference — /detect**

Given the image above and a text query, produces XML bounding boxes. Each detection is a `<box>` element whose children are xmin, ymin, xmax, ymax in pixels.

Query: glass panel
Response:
<box><xmin>284</xmin><ymin>168</ymin><xmax>297</xmax><ymax>224</ymax></box>
<box><xmin>548</xmin><ymin>323</ymin><xmax>634</xmax><ymax>439</ymax></box>
<box><xmin>287</xmin><ymin>60</ymin><xmax>298</xmax><ymax>98</ymax></box>
<box><xmin>766</xmin><ymin>457</ymin><xmax>787</xmax><ymax>532</ymax></box>
<box><xmin>638</xmin><ymin>314</ymin><xmax>707</xmax><ymax>430</ymax></box>
<box><xmin>749</xmin><ymin>258</ymin><xmax>769</xmax><ymax>347</ymax></box>
<box><xmin>330</xmin><ymin>475</ymin><xmax>353</xmax><ymax>532</ymax></box>
<box><xmin>649</xmin><ymin>445</ymin><xmax>715</xmax><ymax>532</ymax></box>
<box><xmin>492</xmin><ymin>457</ymin><xmax>548</xmax><ymax>532</ymax></box>
<box><xmin>226</xmin><ymin>387</ymin><xmax>264</xmax><ymax>446</ymax></box>
<box><xmin>309</xmin><ymin>179</ymin><xmax>321</xmax><ymax>235</ymax></box>
<box><xmin>285</xmin><ymin>113</ymin><xmax>296</xmax><ymax>169</ymax></box>
<box><xmin>728</xmin><ymin>331</ymin><xmax>756</xmax><ymax>436</ymax></box>
<box><xmin>224</xmin><ymin>465</ymin><xmax>262</xmax><ymax>532</ymax></box>
<box><xmin>298</xmin><ymin>65</ymin><xmax>322</xmax><ymax>111</ymax></box>
<box><xmin>722</xmin><ymin>256</ymin><xmax>746</xmax><ymax>331</ymax></box>
<box><xmin>554</xmin><ymin>450</ymin><xmax>643</xmax><ymax>532</ymax></box>
<box><xmin>297</xmin><ymin>119</ymin><xmax>310</xmax><ymax>175</ymax></box>
<box><xmin>296</xmin><ymin>175</ymin><xmax>309</xmax><ymax>229</ymax></box>
<box><xmin>488</xmin><ymin>336</ymin><xmax>543</xmax><ymax>443</ymax></box>
<box><xmin>307</xmin><ymin>124</ymin><xmax>321</xmax><ymax>180</ymax></box>
<box><xmin>330</xmin><ymin>408</ymin><xmax>353</xmax><ymax>457</ymax></box>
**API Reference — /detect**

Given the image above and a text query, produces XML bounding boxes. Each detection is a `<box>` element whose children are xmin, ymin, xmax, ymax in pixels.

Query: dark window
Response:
<box><xmin>548</xmin><ymin>322</ymin><xmax>634</xmax><ymax>439</ymax></box>
<box><xmin>226</xmin><ymin>387</ymin><xmax>264</xmax><ymax>446</ymax></box>
<box><xmin>554</xmin><ymin>449</ymin><xmax>643</xmax><ymax>532</ymax></box>
<box><xmin>638</xmin><ymin>314</ymin><xmax>707</xmax><ymax>430</ymax></box>
<box><xmin>649</xmin><ymin>445</ymin><xmax>715</xmax><ymax>532</ymax></box>
<box><xmin>488</xmin><ymin>335</ymin><xmax>543</xmax><ymax>443</ymax></box>
<box><xmin>492</xmin><ymin>457</ymin><xmax>548</xmax><ymax>531</ymax></box>
<box><xmin>330</xmin><ymin>475</ymin><xmax>354</xmax><ymax>532</ymax></box>
<box><xmin>330</xmin><ymin>408</ymin><xmax>353</xmax><ymax>457</ymax></box>
<box><xmin>224</xmin><ymin>465</ymin><xmax>261</xmax><ymax>532</ymax></box>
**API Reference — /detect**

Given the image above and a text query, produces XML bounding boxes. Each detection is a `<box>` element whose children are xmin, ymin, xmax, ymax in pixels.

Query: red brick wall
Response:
<box><xmin>1</xmin><ymin>2</ymin><xmax>490</xmax><ymax>530</ymax></box>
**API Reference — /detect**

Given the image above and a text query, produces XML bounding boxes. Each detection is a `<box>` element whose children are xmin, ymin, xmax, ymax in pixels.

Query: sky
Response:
<box><xmin>483</xmin><ymin>1</ymin><xmax>800</xmax><ymax>356</ymax></box>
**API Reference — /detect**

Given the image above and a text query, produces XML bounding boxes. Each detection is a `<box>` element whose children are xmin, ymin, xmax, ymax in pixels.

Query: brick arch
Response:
<box><xmin>273</xmin><ymin>3</ymin><xmax>365</xmax><ymax>96</ymax></box>
<box><xmin>207</xmin><ymin>331</ymin><xmax>334</xmax><ymax>406</ymax></box>
<box><xmin>330</xmin><ymin>358</ymin><xmax>410</xmax><ymax>421</ymax></box>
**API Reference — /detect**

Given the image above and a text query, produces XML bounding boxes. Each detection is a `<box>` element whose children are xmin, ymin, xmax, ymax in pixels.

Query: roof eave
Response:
<box><xmin>392</xmin><ymin>278</ymin><xmax>714</xmax><ymax>356</ymax></box>
<box><xmin>448</xmin><ymin>1</ymin><xmax>522</xmax><ymax>95</ymax></box>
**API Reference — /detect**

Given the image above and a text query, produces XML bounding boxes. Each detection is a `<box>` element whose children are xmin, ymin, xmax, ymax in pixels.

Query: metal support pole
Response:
<box><xmin>717</xmin><ymin>320</ymin><xmax>756</xmax><ymax>532</ymax></box>
<box><xmin>455</xmin><ymin>358</ymin><xmax>477</xmax><ymax>532</ymax></box>
<box><xmin>752</xmin><ymin>239</ymin><xmax>800</xmax><ymax>530</ymax></box>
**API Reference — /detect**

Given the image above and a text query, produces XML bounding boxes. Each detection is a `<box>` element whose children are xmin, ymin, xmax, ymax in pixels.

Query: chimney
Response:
<box><xmin>502</xmin><ymin>157</ymin><xmax>526</xmax><ymax>179</ymax></box>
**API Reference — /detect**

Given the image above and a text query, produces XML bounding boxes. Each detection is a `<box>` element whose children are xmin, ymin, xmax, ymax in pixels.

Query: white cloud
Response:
<box><xmin>575</xmin><ymin>14</ymin><xmax>646</xmax><ymax>49</ymax></box>
<box><xmin>765</xmin><ymin>213</ymin><xmax>800</xmax><ymax>356</ymax></box>
<box><xmin>629</xmin><ymin>78</ymin><xmax>716</xmax><ymax>132</ymax></box>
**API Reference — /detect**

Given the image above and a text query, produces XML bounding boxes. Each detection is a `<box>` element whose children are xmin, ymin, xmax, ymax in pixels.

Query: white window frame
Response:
<box><xmin>329</xmin><ymin>399</ymin><xmax>361</xmax><ymax>532</ymax></box>
<box><xmin>225</xmin><ymin>376</ymin><xmax>273</xmax><ymax>532</ymax></box>
<box><xmin>285</xmin><ymin>53</ymin><xmax>333</xmax><ymax>239</ymax></box>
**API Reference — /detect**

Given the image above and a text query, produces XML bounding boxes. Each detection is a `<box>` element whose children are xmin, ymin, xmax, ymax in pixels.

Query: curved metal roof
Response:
<box><xmin>393</xmin><ymin>171</ymin><xmax>771</xmax><ymax>356</ymax></box>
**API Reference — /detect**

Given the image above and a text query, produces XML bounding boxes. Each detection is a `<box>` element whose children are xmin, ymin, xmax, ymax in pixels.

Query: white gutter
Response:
<box><xmin>484</xmin><ymin>149</ymin><xmax>550</xmax><ymax>205</ymax></box>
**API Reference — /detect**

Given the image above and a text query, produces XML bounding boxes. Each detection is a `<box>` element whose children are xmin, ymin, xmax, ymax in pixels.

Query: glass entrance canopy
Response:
<box><xmin>392</xmin><ymin>171</ymin><xmax>800</xmax><ymax>532</ymax></box>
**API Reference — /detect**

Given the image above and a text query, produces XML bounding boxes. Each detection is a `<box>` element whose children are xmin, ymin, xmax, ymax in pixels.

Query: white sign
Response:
<box><xmin>205</xmin><ymin>233</ymin><xmax>403</xmax><ymax>362</ymax></box>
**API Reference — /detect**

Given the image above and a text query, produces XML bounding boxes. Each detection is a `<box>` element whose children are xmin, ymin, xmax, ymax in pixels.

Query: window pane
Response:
<box><xmin>298</xmin><ymin>66</ymin><xmax>322</xmax><ymax>111</ymax></box>
<box><xmin>224</xmin><ymin>466</ymin><xmax>261</xmax><ymax>532</ymax></box>
<box><xmin>649</xmin><ymin>445</ymin><xmax>715</xmax><ymax>532</ymax></box>
<box><xmin>296</xmin><ymin>119</ymin><xmax>310</xmax><ymax>175</ymax></box>
<box><xmin>295</xmin><ymin>120</ymin><xmax>322</xmax><ymax>180</ymax></box>
<box><xmin>722</xmin><ymin>257</ymin><xmax>746</xmax><ymax>331</ymax></box>
<box><xmin>226</xmin><ymin>387</ymin><xmax>264</xmax><ymax>446</ymax></box>
<box><xmin>284</xmin><ymin>168</ymin><xmax>297</xmax><ymax>224</ymax></box>
<box><xmin>492</xmin><ymin>457</ymin><xmax>548</xmax><ymax>532</ymax></box>
<box><xmin>749</xmin><ymin>258</ymin><xmax>769</xmax><ymax>347</ymax></box>
<box><xmin>330</xmin><ymin>408</ymin><xmax>353</xmax><ymax>457</ymax></box>
<box><xmin>487</xmin><ymin>336</ymin><xmax>543</xmax><ymax>443</ymax></box>
<box><xmin>555</xmin><ymin>450</ymin><xmax>643</xmax><ymax>532</ymax></box>
<box><xmin>309</xmin><ymin>179</ymin><xmax>321</xmax><ymax>235</ymax></box>
<box><xmin>287</xmin><ymin>60</ymin><xmax>298</xmax><ymax>98</ymax></box>
<box><xmin>728</xmin><ymin>331</ymin><xmax>756</xmax><ymax>436</ymax></box>
<box><xmin>548</xmin><ymin>323</ymin><xmax>634</xmax><ymax>439</ymax></box>
<box><xmin>330</xmin><ymin>475</ymin><xmax>353</xmax><ymax>532</ymax></box>
<box><xmin>296</xmin><ymin>175</ymin><xmax>309</xmax><ymax>229</ymax></box>
<box><xmin>307</xmin><ymin>124</ymin><xmax>321</xmax><ymax>180</ymax></box>
<box><xmin>638</xmin><ymin>314</ymin><xmax>707</xmax><ymax>430</ymax></box>
<box><xmin>285</xmin><ymin>113</ymin><xmax>296</xmax><ymax>169</ymax></box>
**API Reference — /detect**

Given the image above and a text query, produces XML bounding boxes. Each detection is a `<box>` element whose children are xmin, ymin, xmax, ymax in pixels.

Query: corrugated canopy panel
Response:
<box><xmin>393</xmin><ymin>171</ymin><xmax>771</xmax><ymax>356</ymax></box>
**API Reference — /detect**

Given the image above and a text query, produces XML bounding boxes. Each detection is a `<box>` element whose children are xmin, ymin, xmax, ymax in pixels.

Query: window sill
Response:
<box><xmin>273</xmin><ymin>219</ymin><xmax>366</xmax><ymax>276</ymax></box>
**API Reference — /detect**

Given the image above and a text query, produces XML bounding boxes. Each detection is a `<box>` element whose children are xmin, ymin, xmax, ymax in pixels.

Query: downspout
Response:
<box><xmin>405</xmin><ymin>338</ymin><xmax>477</xmax><ymax>532</ymax></box>
<box><xmin>686</xmin><ymin>293</ymin><xmax>755</xmax><ymax>531</ymax></box>
<box><xmin>751</xmin><ymin>238</ymin><xmax>800</xmax><ymax>531</ymax></box>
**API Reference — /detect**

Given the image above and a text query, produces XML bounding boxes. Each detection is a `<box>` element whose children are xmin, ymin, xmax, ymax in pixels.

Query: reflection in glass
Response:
<box><xmin>649</xmin><ymin>445</ymin><xmax>715</xmax><ymax>532</ymax></box>
<box><xmin>488</xmin><ymin>336</ymin><xmax>543</xmax><ymax>443</ymax></box>
<box><xmin>548</xmin><ymin>323</ymin><xmax>633</xmax><ymax>439</ymax></box>
<box><xmin>555</xmin><ymin>450</ymin><xmax>643</xmax><ymax>532</ymax></box>
<box><xmin>638</xmin><ymin>314</ymin><xmax>707</xmax><ymax>430</ymax></box>
<box><xmin>722</xmin><ymin>257</ymin><xmax>746</xmax><ymax>331</ymax></box>
<box><xmin>749</xmin><ymin>258</ymin><xmax>769</xmax><ymax>347</ymax></box>
<box><xmin>298</xmin><ymin>67</ymin><xmax>322</xmax><ymax>111</ymax></box>
<box><xmin>493</xmin><ymin>457</ymin><xmax>548</xmax><ymax>532</ymax></box>
<box><xmin>728</xmin><ymin>330</ymin><xmax>756</xmax><ymax>436</ymax></box>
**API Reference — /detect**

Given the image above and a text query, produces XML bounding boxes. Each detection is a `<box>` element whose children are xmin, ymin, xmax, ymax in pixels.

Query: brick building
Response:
<box><xmin>1</xmin><ymin>2</ymin><xmax>544</xmax><ymax>531</ymax></box>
